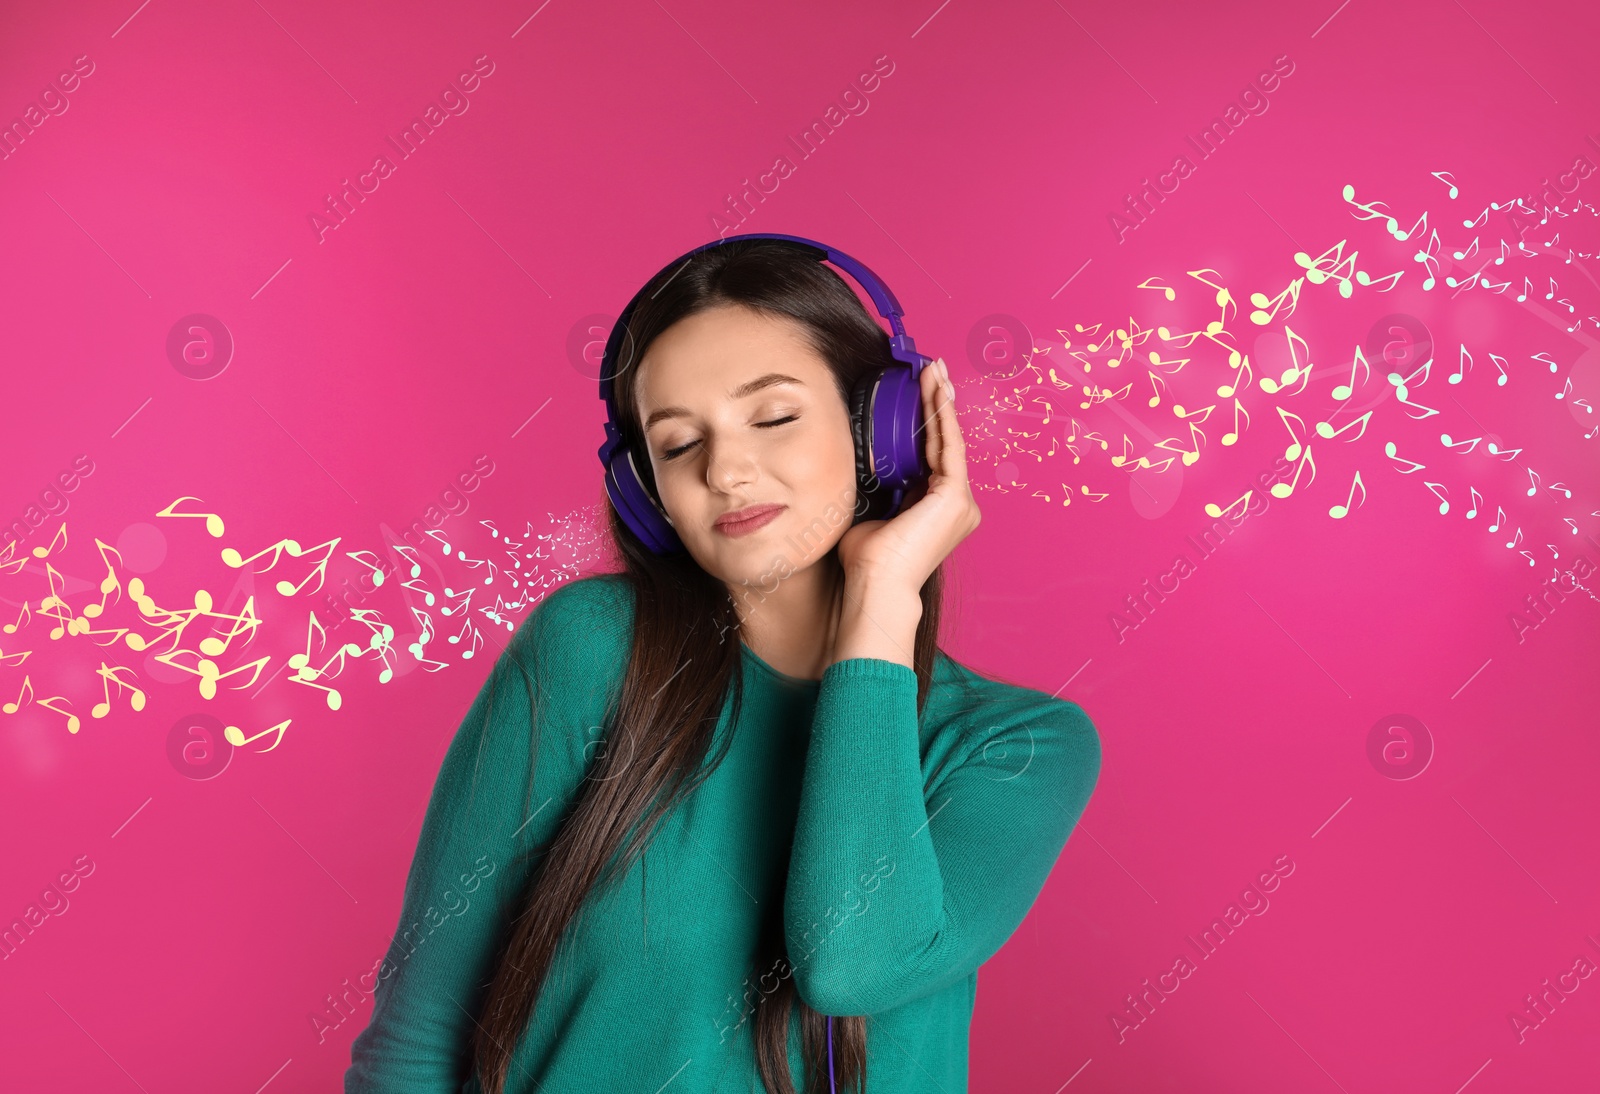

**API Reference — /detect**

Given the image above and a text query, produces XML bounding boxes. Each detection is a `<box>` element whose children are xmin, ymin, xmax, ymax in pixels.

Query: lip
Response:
<box><xmin>713</xmin><ymin>503</ymin><xmax>786</xmax><ymax>537</ymax></box>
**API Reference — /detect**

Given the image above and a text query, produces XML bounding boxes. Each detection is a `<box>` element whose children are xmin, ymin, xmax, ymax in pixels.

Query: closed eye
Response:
<box><xmin>661</xmin><ymin>415</ymin><xmax>799</xmax><ymax>461</ymax></box>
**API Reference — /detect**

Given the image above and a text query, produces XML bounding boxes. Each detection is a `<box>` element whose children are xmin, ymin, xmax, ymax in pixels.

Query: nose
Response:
<box><xmin>703</xmin><ymin>431</ymin><xmax>759</xmax><ymax>496</ymax></box>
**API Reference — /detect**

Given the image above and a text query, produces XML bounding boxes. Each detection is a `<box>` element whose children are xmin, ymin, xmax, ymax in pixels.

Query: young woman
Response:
<box><xmin>345</xmin><ymin>238</ymin><xmax>1102</xmax><ymax>1094</ymax></box>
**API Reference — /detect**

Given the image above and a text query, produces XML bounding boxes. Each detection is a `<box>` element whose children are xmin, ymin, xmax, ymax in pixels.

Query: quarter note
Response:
<box><xmin>1221</xmin><ymin>398</ymin><xmax>1249</xmax><ymax>445</ymax></box>
<box><xmin>1330</xmin><ymin>471</ymin><xmax>1367</xmax><ymax>519</ymax></box>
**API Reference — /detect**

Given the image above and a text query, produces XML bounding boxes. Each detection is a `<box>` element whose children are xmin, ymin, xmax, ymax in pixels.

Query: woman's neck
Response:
<box><xmin>731</xmin><ymin>555</ymin><xmax>843</xmax><ymax>682</ymax></box>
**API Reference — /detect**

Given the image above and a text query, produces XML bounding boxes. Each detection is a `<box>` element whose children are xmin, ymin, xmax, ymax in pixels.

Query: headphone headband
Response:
<box><xmin>596</xmin><ymin>233</ymin><xmax>931</xmax><ymax>554</ymax></box>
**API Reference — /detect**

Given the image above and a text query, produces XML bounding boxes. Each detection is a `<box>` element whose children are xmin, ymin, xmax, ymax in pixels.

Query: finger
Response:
<box><xmin>934</xmin><ymin>364</ymin><xmax>968</xmax><ymax>488</ymax></box>
<box><xmin>921</xmin><ymin>361</ymin><xmax>946</xmax><ymax>477</ymax></box>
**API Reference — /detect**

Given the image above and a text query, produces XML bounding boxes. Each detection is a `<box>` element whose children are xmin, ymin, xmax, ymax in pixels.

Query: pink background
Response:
<box><xmin>3</xmin><ymin>0</ymin><xmax>1598</xmax><ymax>1090</ymax></box>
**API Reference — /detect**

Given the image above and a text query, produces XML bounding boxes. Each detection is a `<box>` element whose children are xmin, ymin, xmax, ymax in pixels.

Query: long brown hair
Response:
<box><xmin>472</xmin><ymin>239</ymin><xmax>945</xmax><ymax>1093</ymax></box>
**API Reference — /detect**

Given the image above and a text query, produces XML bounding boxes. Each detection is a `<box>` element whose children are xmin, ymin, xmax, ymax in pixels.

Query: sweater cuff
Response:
<box><xmin>814</xmin><ymin>657</ymin><xmax>919</xmax><ymax>740</ymax></box>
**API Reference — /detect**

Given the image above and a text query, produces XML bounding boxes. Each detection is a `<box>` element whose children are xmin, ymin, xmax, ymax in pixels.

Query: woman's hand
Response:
<box><xmin>836</xmin><ymin>356</ymin><xmax>982</xmax><ymax>595</ymax></box>
<box><xmin>828</xmin><ymin>356</ymin><xmax>981</xmax><ymax>669</ymax></box>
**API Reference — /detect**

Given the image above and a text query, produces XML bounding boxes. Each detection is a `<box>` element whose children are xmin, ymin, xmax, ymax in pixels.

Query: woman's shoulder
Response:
<box><xmin>507</xmin><ymin>571</ymin><xmax>636</xmax><ymax>681</ymax></box>
<box><xmin>928</xmin><ymin>648</ymin><xmax>1101</xmax><ymax>761</ymax></box>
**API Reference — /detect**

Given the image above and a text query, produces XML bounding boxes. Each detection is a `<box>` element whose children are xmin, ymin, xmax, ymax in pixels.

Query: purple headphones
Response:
<box><xmin>596</xmin><ymin>232</ymin><xmax>933</xmax><ymax>555</ymax></box>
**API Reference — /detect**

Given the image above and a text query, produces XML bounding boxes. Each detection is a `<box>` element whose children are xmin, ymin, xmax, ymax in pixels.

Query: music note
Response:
<box><xmin>1516</xmin><ymin>276</ymin><xmax>1532</xmax><ymax>303</ymax></box>
<box><xmin>224</xmin><ymin>718</ymin><xmax>293</xmax><ymax>752</ymax></box>
<box><xmin>1137</xmin><ymin>275</ymin><xmax>1176</xmax><ymax>301</ymax></box>
<box><xmin>1217</xmin><ymin>355</ymin><xmax>1253</xmax><ymax>398</ymax></box>
<box><xmin>1449</xmin><ymin>345</ymin><xmax>1471</xmax><ymax>384</ymax></box>
<box><xmin>1422</xmin><ymin>481</ymin><xmax>1449</xmax><ymax>515</ymax></box>
<box><xmin>1466</xmin><ymin>487</ymin><xmax>1482</xmax><ymax>519</ymax></box>
<box><xmin>1204</xmin><ymin>491</ymin><xmax>1252</xmax><ymax>520</ymax></box>
<box><xmin>1413</xmin><ymin>229</ymin><xmax>1442</xmax><ymax>291</ymax></box>
<box><xmin>424</xmin><ymin>528</ymin><xmax>454</xmax><ymax>556</ymax></box>
<box><xmin>1259</xmin><ymin>327</ymin><xmax>1313</xmax><ymax>395</ymax></box>
<box><xmin>1505</xmin><ymin>526</ymin><xmax>1523</xmax><ymax>550</ymax></box>
<box><xmin>1354</xmin><ymin>266</ymin><xmax>1405</xmax><ymax>291</ymax></box>
<box><xmin>39</xmin><ymin>695</ymin><xmax>80</xmax><ymax>734</ymax></box>
<box><xmin>90</xmin><ymin>663</ymin><xmax>147</xmax><ymax>719</ymax></box>
<box><xmin>3</xmin><ymin>601</ymin><xmax>31</xmax><ymax>635</ymax></box>
<box><xmin>1488</xmin><ymin>505</ymin><xmax>1506</xmax><ymax>533</ymax></box>
<box><xmin>1532</xmin><ymin>352</ymin><xmax>1559</xmax><ymax>374</ymax></box>
<box><xmin>1221</xmin><ymin>398</ymin><xmax>1250</xmax><ymax>445</ymax></box>
<box><xmin>2</xmin><ymin>674</ymin><xmax>34</xmax><ymax>714</ymax></box>
<box><xmin>1154</xmin><ymin>422</ymin><xmax>1206</xmax><ymax>466</ymax></box>
<box><xmin>1330</xmin><ymin>471</ymin><xmax>1367</xmax><ymax>519</ymax></box>
<box><xmin>1486</xmin><ymin>440</ymin><xmax>1523</xmax><ymax>460</ymax></box>
<box><xmin>29</xmin><ymin>524</ymin><xmax>66</xmax><ymax>559</ymax></box>
<box><xmin>1110</xmin><ymin>433</ymin><xmax>1152</xmax><ymax>470</ymax></box>
<box><xmin>1452</xmin><ymin>236</ymin><xmax>1480</xmax><ymax>262</ymax></box>
<box><xmin>1271</xmin><ymin>447</ymin><xmax>1317</xmax><ymax>499</ymax></box>
<box><xmin>1383</xmin><ymin>440</ymin><xmax>1426</xmax><ymax>473</ymax></box>
<box><xmin>155</xmin><ymin>496</ymin><xmax>225</xmax><ymax>537</ymax></box>
<box><xmin>1439</xmin><ymin>433</ymin><xmax>1481</xmax><ymax>453</ymax></box>
<box><xmin>1249</xmin><ymin>280</ymin><xmax>1304</xmax><ymax>326</ymax></box>
<box><xmin>1145</xmin><ymin>371</ymin><xmax>1166</xmax><ymax>408</ymax></box>
<box><xmin>1525</xmin><ymin>468</ymin><xmax>1541</xmax><ymax>496</ymax></box>
<box><xmin>1433</xmin><ymin>170</ymin><xmax>1459</xmax><ymax>199</ymax></box>
<box><xmin>1333</xmin><ymin>346</ymin><xmax>1372</xmax><ymax>402</ymax></box>
<box><xmin>1316</xmin><ymin>410</ymin><xmax>1373</xmax><ymax>443</ymax></box>
<box><xmin>1488</xmin><ymin>352</ymin><xmax>1507</xmax><ymax>386</ymax></box>
<box><xmin>1276</xmin><ymin>406</ymin><xmax>1309</xmax><ymax>460</ymax></box>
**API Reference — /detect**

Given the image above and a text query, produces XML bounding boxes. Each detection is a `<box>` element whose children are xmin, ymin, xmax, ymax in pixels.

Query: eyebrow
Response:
<box><xmin>642</xmin><ymin>373</ymin><xmax>806</xmax><ymax>431</ymax></box>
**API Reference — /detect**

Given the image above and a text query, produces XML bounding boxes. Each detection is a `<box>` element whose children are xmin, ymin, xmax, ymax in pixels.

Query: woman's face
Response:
<box><xmin>630</xmin><ymin>304</ymin><xmax>860</xmax><ymax>590</ymax></box>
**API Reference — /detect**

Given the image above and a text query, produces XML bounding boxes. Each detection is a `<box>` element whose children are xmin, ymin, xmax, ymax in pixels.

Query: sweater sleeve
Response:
<box><xmin>783</xmin><ymin>656</ymin><xmax>1102</xmax><ymax>1016</ymax></box>
<box><xmin>344</xmin><ymin>577</ymin><xmax>618</xmax><ymax>1092</ymax></box>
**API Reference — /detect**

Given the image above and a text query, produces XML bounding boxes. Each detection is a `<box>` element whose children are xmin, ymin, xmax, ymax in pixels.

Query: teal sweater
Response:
<box><xmin>345</xmin><ymin>573</ymin><xmax>1101</xmax><ymax>1093</ymax></box>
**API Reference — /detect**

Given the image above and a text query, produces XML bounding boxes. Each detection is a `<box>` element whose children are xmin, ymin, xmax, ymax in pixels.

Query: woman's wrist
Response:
<box><xmin>828</xmin><ymin>571</ymin><xmax>923</xmax><ymax>669</ymax></box>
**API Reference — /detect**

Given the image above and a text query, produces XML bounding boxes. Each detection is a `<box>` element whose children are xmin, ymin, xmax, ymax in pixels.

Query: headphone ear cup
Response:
<box><xmin>605</xmin><ymin>448</ymin><xmax>682</xmax><ymax>554</ymax></box>
<box><xmin>849</xmin><ymin>371</ymin><xmax>894</xmax><ymax>523</ymax></box>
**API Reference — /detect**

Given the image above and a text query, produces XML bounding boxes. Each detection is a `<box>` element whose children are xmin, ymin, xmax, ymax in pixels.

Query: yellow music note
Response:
<box><xmin>156</xmin><ymin>497</ymin><xmax>225</xmax><ymax>537</ymax></box>
<box><xmin>91</xmin><ymin>663</ymin><xmax>147</xmax><ymax>719</ymax></box>
<box><xmin>1330</xmin><ymin>471</ymin><xmax>1367</xmax><ymax>519</ymax></box>
<box><xmin>1271</xmin><ymin>447</ymin><xmax>1316</xmax><ymax>499</ymax></box>
<box><xmin>30</xmin><ymin>523</ymin><xmax>67</xmax><ymax>559</ymax></box>
<box><xmin>2</xmin><ymin>674</ymin><xmax>34</xmax><ymax>713</ymax></box>
<box><xmin>1172</xmin><ymin>402</ymin><xmax>1218</xmax><ymax>422</ymax></box>
<box><xmin>1259</xmin><ymin>327</ymin><xmax>1313</xmax><ymax>394</ymax></box>
<box><xmin>1248</xmin><ymin>279</ymin><xmax>1304</xmax><ymax>325</ymax></box>
<box><xmin>1315</xmin><ymin>410</ymin><xmax>1373</xmax><ymax>443</ymax></box>
<box><xmin>1110</xmin><ymin>433</ymin><xmax>1151</xmax><ymax>470</ymax></box>
<box><xmin>1154</xmin><ymin>422</ymin><xmax>1206</xmax><ymax>466</ymax></box>
<box><xmin>1276</xmin><ymin>406</ymin><xmax>1309</xmax><ymax>460</ymax></box>
<box><xmin>39</xmin><ymin>694</ymin><xmax>81</xmax><ymax>734</ymax></box>
<box><xmin>1217</xmin><ymin>355</ymin><xmax>1253</xmax><ymax>398</ymax></box>
<box><xmin>224</xmin><ymin>717</ymin><xmax>292</xmax><ymax>752</ymax></box>
<box><xmin>1137</xmin><ymin>275</ymin><xmax>1176</xmax><ymax>301</ymax></box>
<box><xmin>1204</xmin><ymin>491</ymin><xmax>1251</xmax><ymax>520</ymax></box>
<box><xmin>3</xmin><ymin>601</ymin><xmax>31</xmax><ymax>635</ymax></box>
<box><xmin>1221</xmin><ymin>398</ymin><xmax>1250</xmax><ymax>445</ymax></box>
